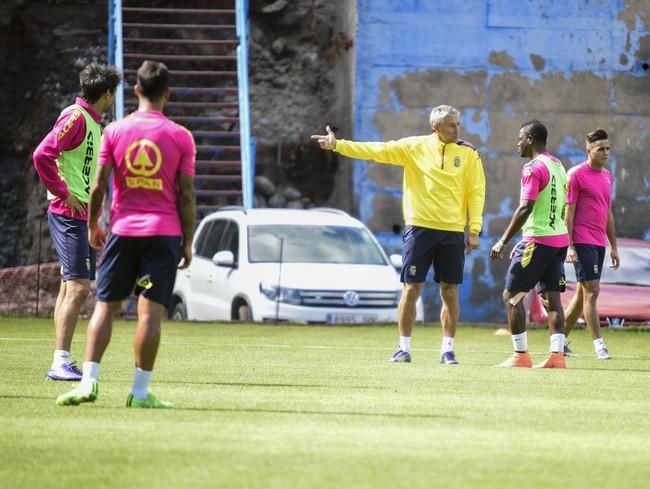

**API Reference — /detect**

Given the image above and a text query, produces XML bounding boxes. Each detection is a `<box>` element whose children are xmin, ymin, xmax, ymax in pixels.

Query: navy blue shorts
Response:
<box><xmin>96</xmin><ymin>234</ymin><xmax>182</xmax><ymax>308</ymax></box>
<box><xmin>48</xmin><ymin>212</ymin><xmax>96</xmax><ymax>281</ymax></box>
<box><xmin>400</xmin><ymin>226</ymin><xmax>465</xmax><ymax>284</ymax></box>
<box><xmin>573</xmin><ymin>244</ymin><xmax>606</xmax><ymax>282</ymax></box>
<box><xmin>506</xmin><ymin>241</ymin><xmax>567</xmax><ymax>293</ymax></box>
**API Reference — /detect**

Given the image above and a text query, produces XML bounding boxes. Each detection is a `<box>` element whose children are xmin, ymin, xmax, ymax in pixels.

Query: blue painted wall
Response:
<box><xmin>350</xmin><ymin>0</ymin><xmax>650</xmax><ymax>322</ymax></box>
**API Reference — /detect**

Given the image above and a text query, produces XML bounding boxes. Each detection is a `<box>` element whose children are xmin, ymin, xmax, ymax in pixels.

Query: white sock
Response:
<box><xmin>511</xmin><ymin>332</ymin><xmax>528</xmax><ymax>352</ymax></box>
<box><xmin>131</xmin><ymin>368</ymin><xmax>152</xmax><ymax>401</ymax></box>
<box><xmin>82</xmin><ymin>361</ymin><xmax>100</xmax><ymax>384</ymax></box>
<box><xmin>593</xmin><ymin>337</ymin><xmax>606</xmax><ymax>352</ymax></box>
<box><xmin>52</xmin><ymin>350</ymin><xmax>70</xmax><ymax>368</ymax></box>
<box><xmin>399</xmin><ymin>336</ymin><xmax>411</xmax><ymax>352</ymax></box>
<box><xmin>550</xmin><ymin>333</ymin><xmax>565</xmax><ymax>353</ymax></box>
<box><xmin>440</xmin><ymin>336</ymin><xmax>455</xmax><ymax>354</ymax></box>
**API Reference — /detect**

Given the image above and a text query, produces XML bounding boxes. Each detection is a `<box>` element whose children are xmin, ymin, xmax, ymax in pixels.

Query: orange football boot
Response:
<box><xmin>497</xmin><ymin>352</ymin><xmax>532</xmax><ymax>368</ymax></box>
<box><xmin>533</xmin><ymin>352</ymin><xmax>566</xmax><ymax>369</ymax></box>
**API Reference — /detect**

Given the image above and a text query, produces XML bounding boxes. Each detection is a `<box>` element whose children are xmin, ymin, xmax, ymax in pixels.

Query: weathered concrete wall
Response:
<box><xmin>344</xmin><ymin>0</ymin><xmax>650</xmax><ymax>321</ymax></box>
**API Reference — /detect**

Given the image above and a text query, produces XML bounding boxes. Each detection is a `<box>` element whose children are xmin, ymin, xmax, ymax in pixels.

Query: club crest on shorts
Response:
<box><xmin>454</xmin><ymin>156</ymin><xmax>461</xmax><ymax>167</ymax></box>
<box><xmin>137</xmin><ymin>274</ymin><xmax>154</xmax><ymax>290</ymax></box>
<box><xmin>593</xmin><ymin>264</ymin><xmax>599</xmax><ymax>274</ymax></box>
<box><xmin>408</xmin><ymin>265</ymin><xmax>417</xmax><ymax>276</ymax></box>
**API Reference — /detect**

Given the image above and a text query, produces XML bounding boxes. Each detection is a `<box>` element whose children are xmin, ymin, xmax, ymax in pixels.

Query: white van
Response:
<box><xmin>170</xmin><ymin>207</ymin><xmax>423</xmax><ymax>324</ymax></box>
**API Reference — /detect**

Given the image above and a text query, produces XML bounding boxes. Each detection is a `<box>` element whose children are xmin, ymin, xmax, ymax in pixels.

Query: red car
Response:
<box><xmin>562</xmin><ymin>238</ymin><xmax>650</xmax><ymax>326</ymax></box>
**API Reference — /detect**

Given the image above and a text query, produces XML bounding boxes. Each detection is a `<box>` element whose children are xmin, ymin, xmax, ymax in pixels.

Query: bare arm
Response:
<box><xmin>606</xmin><ymin>208</ymin><xmax>620</xmax><ymax>269</ymax></box>
<box><xmin>564</xmin><ymin>203</ymin><xmax>577</xmax><ymax>263</ymax></box>
<box><xmin>87</xmin><ymin>164</ymin><xmax>112</xmax><ymax>250</ymax></box>
<box><xmin>177</xmin><ymin>172</ymin><xmax>196</xmax><ymax>269</ymax></box>
<box><xmin>490</xmin><ymin>200</ymin><xmax>535</xmax><ymax>259</ymax></box>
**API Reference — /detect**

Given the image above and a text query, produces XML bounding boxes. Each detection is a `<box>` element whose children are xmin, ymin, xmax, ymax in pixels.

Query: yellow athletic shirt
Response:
<box><xmin>334</xmin><ymin>134</ymin><xmax>486</xmax><ymax>234</ymax></box>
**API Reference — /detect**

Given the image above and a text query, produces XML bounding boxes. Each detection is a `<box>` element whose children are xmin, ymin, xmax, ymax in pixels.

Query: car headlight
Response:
<box><xmin>259</xmin><ymin>282</ymin><xmax>302</xmax><ymax>305</ymax></box>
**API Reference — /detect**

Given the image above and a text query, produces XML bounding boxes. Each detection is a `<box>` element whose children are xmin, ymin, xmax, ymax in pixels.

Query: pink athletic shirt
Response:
<box><xmin>566</xmin><ymin>161</ymin><xmax>613</xmax><ymax>247</ymax></box>
<box><xmin>33</xmin><ymin>97</ymin><xmax>102</xmax><ymax>220</ymax></box>
<box><xmin>519</xmin><ymin>152</ymin><xmax>569</xmax><ymax>247</ymax></box>
<box><xmin>98</xmin><ymin>110</ymin><xmax>196</xmax><ymax>237</ymax></box>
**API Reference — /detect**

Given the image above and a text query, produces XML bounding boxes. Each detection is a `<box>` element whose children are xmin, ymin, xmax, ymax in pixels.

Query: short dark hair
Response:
<box><xmin>521</xmin><ymin>119</ymin><xmax>547</xmax><ymax>145</ymax></box>
<box><xmin>79</xmin><ymin>63</ymin><xmax>121</xmax><ymax>103</ymax></box>
<box><xmin>136</xmin><ymin>60</ymin><xmax>169</xmax><ymax>101</ymax></box>
<box><xmin>586</xmin><ymin>128</ymin><xmax>608</xmax><ymax>144</ymax></box>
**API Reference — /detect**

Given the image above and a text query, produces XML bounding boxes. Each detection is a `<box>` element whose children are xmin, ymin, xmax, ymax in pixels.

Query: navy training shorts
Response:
<box><xmin>572</xmin><ymin>243</ymin><xmax>606</xmax><ymax>282</ymax></box>
<box><xmin>400</xmin><ymin>225</ymin><xmax>465</xmax><ymax>284</ymax></box>
<box><xmin>95</xmin><ymin>234</ymin><xmax>182</xmax><ymax>308</ymax></box>
<box><xmin>48</xmin><ymin>212</ymin><xmax>96</xmax><ymax>281</ymax></box>
<box><xmin>505</xmin><ymin>240</ymin><xmax>567</xmax><ymax>293</ymax></box>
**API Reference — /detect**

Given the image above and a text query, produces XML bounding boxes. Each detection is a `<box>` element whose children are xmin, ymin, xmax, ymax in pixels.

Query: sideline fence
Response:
<box><xmin>0</xmin><ymin>262</ymin><xmax>93</xmax><ymax>317</ymax></box>
<box><xmin>0</xmin><ymin>262</ymin><xmax>136</xmax><ymax>318</ymax></box>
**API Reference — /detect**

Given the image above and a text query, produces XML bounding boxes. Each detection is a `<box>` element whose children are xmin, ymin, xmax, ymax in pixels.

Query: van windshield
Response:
<box><xmin>248</xmin><ymin>225</ymin><xmax>389</xmax><ymax>265</ymax></box>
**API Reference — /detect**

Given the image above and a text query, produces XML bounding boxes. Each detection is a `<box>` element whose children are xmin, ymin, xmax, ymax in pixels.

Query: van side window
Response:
<box><xmin>221</xmin><ymin>221</ymin><xmax>240</xmax><ymax>260</ymax></box>
<box><xmin>193</xmin><ymin>221</ymin><xmax>213</xmax><ymax>258</ymax></box>
<box><xmin>197</xmin><ymin>220</ymin><xmax>227</xmax><ymax>259</ymax></box>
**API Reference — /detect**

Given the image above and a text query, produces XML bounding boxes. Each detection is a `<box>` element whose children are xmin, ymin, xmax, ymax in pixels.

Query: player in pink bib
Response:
<box><xmin>98</xmin><ymin>109</ymin><xmax>195</xmax><ymax>238</ymax></box>
<box><xmin>57</xmin><ymin>61</ymin><xmax>196</xmax><ymax>409</ymax></box>
<box><xmin>564</xmin><ymin>128</ymin><xmax>620</xmax><ymax>359</ymax></box>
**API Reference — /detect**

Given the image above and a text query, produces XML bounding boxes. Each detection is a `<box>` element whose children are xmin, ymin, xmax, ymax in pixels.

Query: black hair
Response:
<box><xmin>586</xmin><ymin>128</ymin><xmax>608</xmax><ymax>144</ymax></box>
<box><xmin>521</xmin><ymin>119</ymin><xmax>548</xmax><ymax>145</ymax></box>
<box><xmin>136</xmin><ymin>60</ymin><xmax>169</xmax><ymax>101</ymax></box>
<box><xmin>79</xmin><ymin>63</ymin><xmax>121</xmax><ymax>103</ymax></box>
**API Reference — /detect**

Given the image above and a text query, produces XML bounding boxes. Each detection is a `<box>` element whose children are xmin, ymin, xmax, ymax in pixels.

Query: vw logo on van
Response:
<box><xmin>343</xmin><ymin>290</ymin><xmax>360</xmax><ymax>307</ymax></box>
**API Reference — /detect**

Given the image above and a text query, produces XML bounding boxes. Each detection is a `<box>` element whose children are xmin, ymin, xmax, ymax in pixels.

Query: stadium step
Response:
<box><xmin>109</xmin><ymin>0</ymin><xmax>254</xmax><ymax>214</ymax></box>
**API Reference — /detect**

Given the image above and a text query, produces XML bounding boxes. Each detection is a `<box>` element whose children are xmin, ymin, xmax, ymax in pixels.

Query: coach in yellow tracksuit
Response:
<box><xmin>312</xmin><ymin>105</ymin><xmax>486</xmax><ymax>365</ymax></box>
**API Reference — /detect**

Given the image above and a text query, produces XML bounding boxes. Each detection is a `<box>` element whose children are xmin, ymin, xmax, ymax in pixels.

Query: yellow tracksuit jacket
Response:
<box><xmin>334</xmin><ymin>133</ymin><xmax>486</xmax><ymax>234</ymax></box>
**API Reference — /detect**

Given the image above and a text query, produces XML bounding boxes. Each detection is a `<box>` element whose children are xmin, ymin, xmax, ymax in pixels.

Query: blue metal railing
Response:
<box><xmin>108</xmin><ymin>0</ymin><xmax>254</xmax><ymax>208</ymax></box>
<box><xmin>108</xmin><ymin>0</ymin><xmax>124</xmax><ymax>120</ymax></box>
<box><xmin>236</xmin><ymin>0</ymin><xmax>255</xmax><ymax>209</ymax></box>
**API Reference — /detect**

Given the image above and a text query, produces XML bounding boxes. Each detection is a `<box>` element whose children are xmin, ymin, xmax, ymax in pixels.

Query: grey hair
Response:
<box><xmin>429</xmin><ymin>105</ymin><xmax>460</xmax><ymax>128</ymax></box>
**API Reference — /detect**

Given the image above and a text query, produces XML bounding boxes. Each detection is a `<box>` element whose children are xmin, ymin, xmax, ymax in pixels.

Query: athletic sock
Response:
<box><xmin>550</xmin><ymin>333</ymin><xmax>566</xmax><ymax>353</ymax></box>
<box><xmin>440</xmin><ymin>336</ymin><xmax>455</xmax><ymax>354</ymax></box>
<box><xmin>131</xmin><ymin>368</ymin><xmax>153</xmax><ymax>401</ymax></box>
<box><xmin>81</xmin><ymin>362</ymin><xmax>100</xmax><ymax>384</ymax></box>
<box><xmin>52</xmin><ymin>350</ymin><xmax>71</xmax><ymax>368</ymax></box>
<box><xmin>593</xmin><ymin>337</ymin><xmax>606</xmax><ymax>352</ymax></box>
<box><xmin>511</xmin><ymin>332</ymin><xmax>528</xmax><ymax>353</ymax></box>
<box><xmin>399</xmin><ymin>336</ymin><xmax>411</xmax><ymax>353</ymax></box>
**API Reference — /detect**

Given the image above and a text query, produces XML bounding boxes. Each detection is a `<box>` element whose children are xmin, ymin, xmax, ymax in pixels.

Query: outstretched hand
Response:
<box><xmin>310</xmin><ymin>125</ymin><xmax>337</xmax><ymax>150</ymax></box>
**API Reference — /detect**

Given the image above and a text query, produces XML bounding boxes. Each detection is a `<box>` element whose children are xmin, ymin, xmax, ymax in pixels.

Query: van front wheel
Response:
<box><xmin>170</xmin><ymin>301</ymin><xmax>187</xmax><ymax>321</ymax></box>
<box><xmin>237</xmin><ymin>303</ymin><xmax>252</xmax><ymax>322</ymax></box>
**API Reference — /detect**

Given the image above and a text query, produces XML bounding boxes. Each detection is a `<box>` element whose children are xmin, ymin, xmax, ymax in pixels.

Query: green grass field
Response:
<box><xmin>1</xmin><ymin>317</ymin><xmax>650</xmax><ymax>489</ymax></box>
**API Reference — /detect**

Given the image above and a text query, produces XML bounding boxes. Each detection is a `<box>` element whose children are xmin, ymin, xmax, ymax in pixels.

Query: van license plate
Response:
<box><xmin>326</xmin><ymin>313</ymin><xmax>377</xmax><ymax>324</ymax></box>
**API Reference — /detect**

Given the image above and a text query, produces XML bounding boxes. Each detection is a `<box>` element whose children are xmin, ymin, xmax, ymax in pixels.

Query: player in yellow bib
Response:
<box><xmin>33</xmin><ymin>63</ymin><xmax>121</xmax><ymax>381</ymax></box>
<box><xmin>491</xmin><ymin>120</ymin><xmax>570</xmax><ymax>368</ymax></box>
